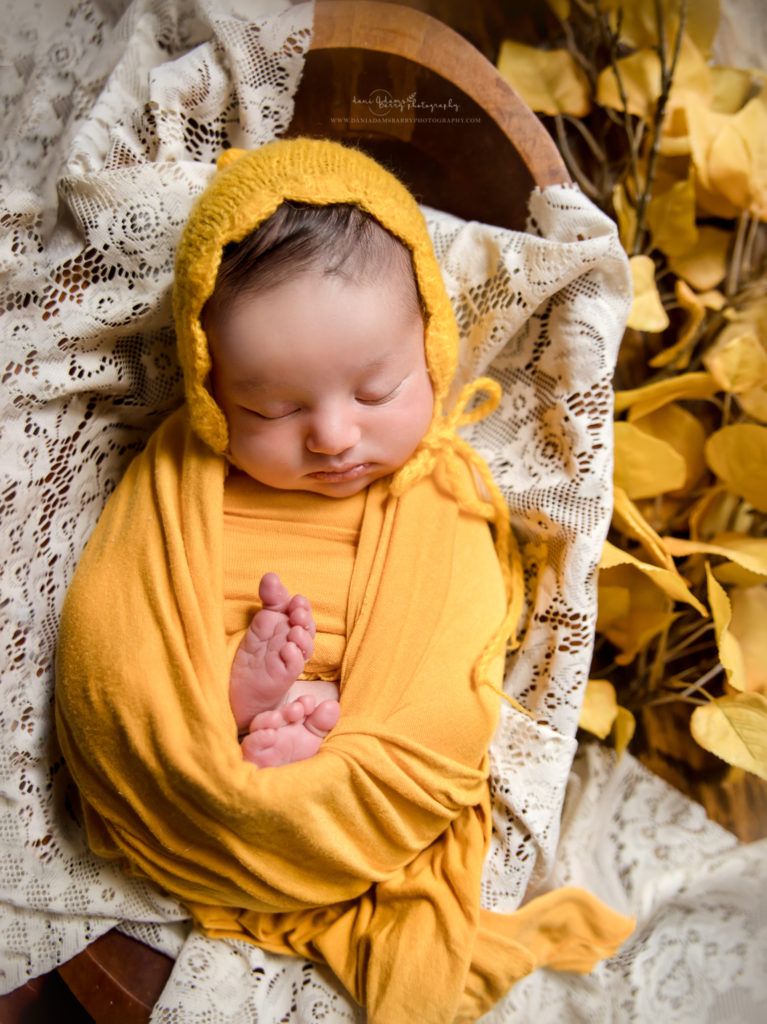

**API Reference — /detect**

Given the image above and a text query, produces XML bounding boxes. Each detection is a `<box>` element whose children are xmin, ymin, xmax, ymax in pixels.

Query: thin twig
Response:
<box><xmin>561</xmin><ymin>113</ymin><xmax>606</xmax><ymax>163</ymax></box>
<box><xmin>632</xmin><ymin>0</ymin><xmax>688</xmax><ymax>253</ymax></box>
<box><xmin>554</xmin><ymin>115</ymin><xmax>601</xmax><ymax>198</ymax></box>
<box><xmin>727</xmin><ymin>210</ymin><xmax>750</xmax><ymax>296</ymax></box>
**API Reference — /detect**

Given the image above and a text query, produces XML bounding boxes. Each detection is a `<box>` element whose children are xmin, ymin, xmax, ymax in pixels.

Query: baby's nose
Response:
<box><xmin>305</xmin><ymin>407</ymin><xmax>361</xmax><ymax>455</ymax></box>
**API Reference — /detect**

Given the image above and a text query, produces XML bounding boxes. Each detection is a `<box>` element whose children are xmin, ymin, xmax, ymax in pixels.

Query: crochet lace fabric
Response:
<box><xmin>2</xmin><ymin>1</ymin><xmax>766</xmax><ymax>1020</ymax></box>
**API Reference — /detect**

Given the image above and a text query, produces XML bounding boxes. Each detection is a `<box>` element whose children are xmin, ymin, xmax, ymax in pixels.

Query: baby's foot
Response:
<box><xmin>241</xmin><ymin>694</ymin><xmax>341</xmax><ymax>768</ymax></box>
<box><xmin>229</xmin><ymin>572</ymin><xmax>316</xmax><ymax>732</ymax></box>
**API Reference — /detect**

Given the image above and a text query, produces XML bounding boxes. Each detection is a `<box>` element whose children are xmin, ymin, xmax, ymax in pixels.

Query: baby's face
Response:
<box><xmin>208</xmin><ymin>267</ymin><xmax>434</xmax><ymax>497</ymax></box>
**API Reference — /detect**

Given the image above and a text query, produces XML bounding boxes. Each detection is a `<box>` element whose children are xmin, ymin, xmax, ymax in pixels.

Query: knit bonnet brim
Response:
<box><xmin>172</xmin><ymin>137</ymin><xmax>459</xmax><ymax>455</ymax></box>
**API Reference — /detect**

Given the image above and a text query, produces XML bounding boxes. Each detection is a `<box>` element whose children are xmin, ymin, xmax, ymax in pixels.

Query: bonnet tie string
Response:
<box><xmin>391</xmin><ymin>378</ymin><xmax>530</xmax><ymax>715</ymax></box>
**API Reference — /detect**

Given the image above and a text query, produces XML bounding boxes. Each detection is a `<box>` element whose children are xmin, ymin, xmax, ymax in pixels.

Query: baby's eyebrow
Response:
<box><xmin>230</xmin><ymin>378</ymin><xmax>272</xmax><ymax>394</ymax></box>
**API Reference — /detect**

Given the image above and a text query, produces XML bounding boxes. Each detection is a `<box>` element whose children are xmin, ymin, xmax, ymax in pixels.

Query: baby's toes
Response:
<box><xmin>305</xmin><ymin>699</ymin><xmax>340</xmax><ymax>738</ymax></box>
<box><xmin>286</xmin><ymin>623</ymin><xmax>314</xmax><ymax>661</ymax></box>
<box><xmin>248</xmin><ymin>709</ymin><xmax>284</xmax><ymax>733</ymax></box>
<box><xmin>275</xmin><ymin>639</ymin><xmax>306</xmax><ymax>679</ymax></box>
<box><xmin>282</xmin><ymin>695</ymin><xmax>315</xmax><ymax>723</ymax></box>
<box><xmin>287</xmin><ymin>595</ymin><xmax>317</xmax><ymax>637</ymax></box>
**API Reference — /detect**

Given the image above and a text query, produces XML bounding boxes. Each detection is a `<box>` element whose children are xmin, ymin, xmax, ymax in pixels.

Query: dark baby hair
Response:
<box><xmin>205</xmin><ymin>202</ymin><xmax>422</xmax><ymax>317</ymax></box>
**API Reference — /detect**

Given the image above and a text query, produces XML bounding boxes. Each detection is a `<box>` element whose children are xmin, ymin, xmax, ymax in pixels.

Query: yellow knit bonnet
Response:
<box><xmin>173</xmin><ymin>137</ymin><xmax>524</xmax><ymax>683</ymax></box>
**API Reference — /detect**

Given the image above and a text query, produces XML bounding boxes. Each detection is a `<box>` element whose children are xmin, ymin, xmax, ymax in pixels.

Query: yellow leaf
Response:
<box><xmin>711</xmin><ymin>66</ymin><xmax>756</xmax><ymax>113</ymax></box>
<box><xmin>613</xmin><ymin>182</ymin><xmax>637</xmax><ymax>252</ymax></box>
<box><xmin>690</xmin><ymin>692</ymin><xmax>767</xmax><ymax>780</ymax></box>
<box><xmin>729</xmin><ymin>586</ymin><xmax>767</xmax><ymax>693</ymax></box>
<box><xmin>737</xmin><ymin>384</ymin><xmax>767</xmax><ymax>424</ymax></box>
<box><xmin>687</xmin><ymin>485</ymin><xmax>744</xmax><ymax>542</ymax></box>
<box><xmin>612</xmin><ymin>706</ymin><xmax>636</xmax><ymax>758</ymax></box>
<box><xmin>668</xmin><ymin>225</ymin><xmax>731</xmax><ymax>290</ymax></box>
<box><xmin>649</xmin><ymin>279</ymin><xmax>706</xmax><ymax>369</ymax></box>
<box><xmin>647</xmin><ymin>176</ymin><xmax>698</xmax><ymax>259</ymax></box>
<box><xmin>615</xmin><ymin>371</ymin><xmax>719</xmax><ymax>418</ymax></box>
<box><xmin>600</xmin><ymin>540</ymin><xmax>707</xmax><ymax>614</ymax></box>
<box><xmin>686</xmin><ymin>98</ymin><xmax>743</xmax><ymax>218</ymax></box>
<box><xmin>597</xmin><ymin>49</ymin><xmax>661</xmax><ymax>119</ymax></box>
<box><xmin>579</xmin><ymin>680</ymin><xmax>619</xmax><ymax>739</ymax></box>
<box><xmin>597</xmin><ymin>561</ymin><xmax>678</xmax><ymax>662</ymax></box>
<box><xmin>705</xmin><ymin>564</ymin><xmax>746</xmax><ymax>690</ymax></box>
<box><xmin>598</xmin><ymin>33</ymin><xmax>712</xmax><ymax>117</ymax></box>
<box><xmin>703</xmin><ymin>324</ymin><xmax>767</xmax><ymax>393</ymax></box>
<box><xmin>612</xmin><ymin>486</ymin><xmax>676</xmax><ymax>570</ymax></box>
<box><xmin>632</xmin><ymin>403</ymin><xmax>707</xmax><ymax>493</ymax></box>
<box><xmin>708</xmin><ymin>93</ymin><xmax>767</xmax><ymax>219</ymax></box>
<box><xmin>600</xmin><ymin>0</ymin><xmax>720</xmax><ymax>55</ymax></box>
<box><xmin>596</xmin><ymin>584</ymin><xmax>631</xmax><ymax>629</ymax></box>
<box><xmin>705</xmin><ymin>424</ymin><xmax>767</xmax><ymax>512</ymax></box>
<box><xmin>665</xmin><ymin>533</ymin><xmax>767</xmax><ymax>578</ymax></box>
<box><xmin>614</xmin><ymin>421</ymin><xmax>687</xmax><ymax>498</ymax></box>
<box><xmin>627</xmin><ymin>255</ymin><xmax>669</xmax><ymax>332</ymax></box>
<box><xmin>497</xmin><ymin>40</ymin><xmax>591</xmax><ymax>116</ymax></box>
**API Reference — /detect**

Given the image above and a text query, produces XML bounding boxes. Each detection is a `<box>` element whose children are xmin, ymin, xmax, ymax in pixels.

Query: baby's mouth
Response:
<box><xmin>308</xmin><ymin>462</ymin><xmax>371</xmax><ymax>483</ymax></box>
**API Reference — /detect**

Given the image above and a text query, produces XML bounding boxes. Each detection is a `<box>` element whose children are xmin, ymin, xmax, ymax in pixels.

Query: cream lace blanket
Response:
<box><xmin>1</xmin><ymin>1</ymin><xmax>765</xmax><ymax>1020</ymax></box>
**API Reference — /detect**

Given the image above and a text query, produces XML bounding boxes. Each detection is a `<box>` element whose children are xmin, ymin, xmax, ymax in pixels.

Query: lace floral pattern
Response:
<box><xmin>2</xmin><ymin>1</ymin><xmax>766</xmax><ymax>1020</ymax></box>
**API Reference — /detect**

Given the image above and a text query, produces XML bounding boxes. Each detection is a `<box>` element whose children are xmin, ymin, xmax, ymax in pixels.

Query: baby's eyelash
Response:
<box><xmin>357</xmin><ymin>382</ymin><xmax>402</xmax><ymax>405</ymax></box>
<box><xmin>243</xmin><ymin>406</ymin><xmax>298</xmax><ymax>421</ymax></box>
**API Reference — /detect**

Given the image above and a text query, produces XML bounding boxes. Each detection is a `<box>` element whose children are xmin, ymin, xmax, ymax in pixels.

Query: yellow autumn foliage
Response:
<box><xmin>500</xmin><ymin>0</ymin><xmax>767</xmax><ymax>782</ymax></box>
<box><xmin>497</xmin><ymin>40</ymin><xmax>591</xmax><ymax>116</ymax></box>
<box><xmin>691</xmin><ymin>694</ymin><xmax>767</xmax><ymax>781</ymax></box>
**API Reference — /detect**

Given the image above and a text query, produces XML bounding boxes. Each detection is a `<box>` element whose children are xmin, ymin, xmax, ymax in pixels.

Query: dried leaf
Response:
<box><xmin>598</xmin><ymin>32</ymin><xmax>712</xmax><ymax>118</ymax></box>
<box><xmin>600</xmin><ymin>540</ymin><xmax>707</xmax><ymax>614</ymax></box>
<box><xmin>665</xmin><ymin>533</ymin><xmax>767</xmax><ymax>578</ymax></box>
<box><xmin>614</xmin><ymin>421</ymin><xmax>687</xmax><ymax>498</ymax></box>
<box><xmin>612</xmin><ymin>706</ymin><xmax>636</xmax><ymax>758</ymax></box>
<box><xmin>613</xmin><ymin>182</ymin><xmax>637</xmax><ymax>252</ymax></box>
<box><xmin>729</xmin><ymin>586</ymin><xmax>767</xmax><ymax>693</ymax></box>
<box><xmin>703</xmin><ymin>324</ymin><xmax>767</xmax><ymax>393</ymax></box>
<box><xmin>597</xmin><ymin>49</ymin><xmax>661</xmax><ymax>119</ymax></box>
<box><xmin>668</xmin><ymin>226</ymin><xmax>730</xmax><ymax>290</ymax></box>
<box><xmin>686</xmin><ymin>90</ymin><xmax>767</xmax><ymax>219</ymax></box>
<box><xmin>612</xmin><ymin>486</ymin><xmax>676</xmax><ymax>570</ymax></box>
<box><xmin>615</xmin><ymin>371</ymin><xmax>719</xmax><ymax>418</ymax></box>
<box><xmin>737</xmin><ymin>384</ymin><xmax>767</xmax><ymax>424</ymax></box>
<box><xmin>579</xmin><ymin>680</ymin><xmax>619</xmax><ymax>739</ymax></box>
<box><xmin>708</xmin><ymin>93</ymin><xmax>767</xmax><ymax>219</ymax></box>
<box><xmin>596</xmin><ymin>584</ymin><xmax>631</xmax><ymax>629</ymax></box>
<box><xmin>705</xmin><ymin>564</ymin><xmax>746</xmax><ymax>690</ymax></box>
<box><xmin>647</xmin><ymin>176</ymin><xmax>698</xmax><ymax>259</ymax></box>
<box><xmin>598</xmin><ymin>561</ymin><xmax>678</xmax><ymax>663</ymax></box>
<box><xmin>686</xmin><ymin>98</ymin><xmax>743</xmax><ymax>218</ymax></box>
<box><xmin>690</xmin><ymin>692</ymin><xmax>767</xmax><ymax>780</ymax></box>
<box><xmin>627</xmin><ymin>255</ymin><xmax>669</xmax><ymax>332</ymax></box>
<box><xmin>600</xmin><ymin>0</ymin><xmax>720</xmax><ymax>55</ymax></box>
<box><xmin>711</xmin><ymin>66</ymin><xmax>756</xmax><ymax>113</ymax></box>
<box><xmin>650</xmin><ymin>279</ymin><xmax>706</xmax><ymax>369</ymax></box>
<box><xmin>705</xmin><ymin>424</ymin><xmax>767</xmax><ymax>511</ymax></box>
<box><xmin>632</xmin><ymin>403</ymin><xmax>707</xmax><ymax>493</ymax></box>
<box><xmin>497</xmin><ymin>40</ymin><xmax>591</xmax><ymax>116</ymax></box>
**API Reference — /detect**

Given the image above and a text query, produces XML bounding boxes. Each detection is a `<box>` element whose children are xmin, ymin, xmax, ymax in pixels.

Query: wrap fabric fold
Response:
<box><xmin>55</xmin><ymin>406</ymin><xmax>633</xmax><ymax>1021</ymax></box>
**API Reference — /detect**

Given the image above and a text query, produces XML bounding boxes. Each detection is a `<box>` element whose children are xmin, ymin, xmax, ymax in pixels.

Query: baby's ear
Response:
<box><xmin>216</xmin><ymin>148</ymin><xmax>248</xmax><ymax>171</ymax></box>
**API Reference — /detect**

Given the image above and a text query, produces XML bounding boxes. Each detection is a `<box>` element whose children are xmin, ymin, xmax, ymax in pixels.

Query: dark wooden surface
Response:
<box><xmin>637</xmin><ymin>702</ymin><xmax>767</xmax><ymax>844</ymax></box>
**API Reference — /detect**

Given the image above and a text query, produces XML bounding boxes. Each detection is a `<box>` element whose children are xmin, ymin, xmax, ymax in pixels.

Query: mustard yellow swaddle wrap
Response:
<box><xmin>55</xmin><ymin>139</ymin><xmax>633</xmax><ymax>1023</ymax></box>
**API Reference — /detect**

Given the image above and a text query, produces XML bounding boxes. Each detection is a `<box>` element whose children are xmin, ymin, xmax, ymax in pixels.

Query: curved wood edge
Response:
<box><xmin>57</xmin><ymin>929</ymin><xmax>173</xmax><ymax>1024</ymax></box>
<box><xmin>310</xmin><ymin>0</ymin><xmax>571</xmax><ymax>189</ymax></box>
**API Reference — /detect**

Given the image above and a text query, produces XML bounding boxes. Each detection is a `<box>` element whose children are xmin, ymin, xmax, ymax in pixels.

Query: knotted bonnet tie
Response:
<box><xmin>173</xmin><ymin>137</ymin><xmax>526</xmax><ymax>702</ymax></box>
